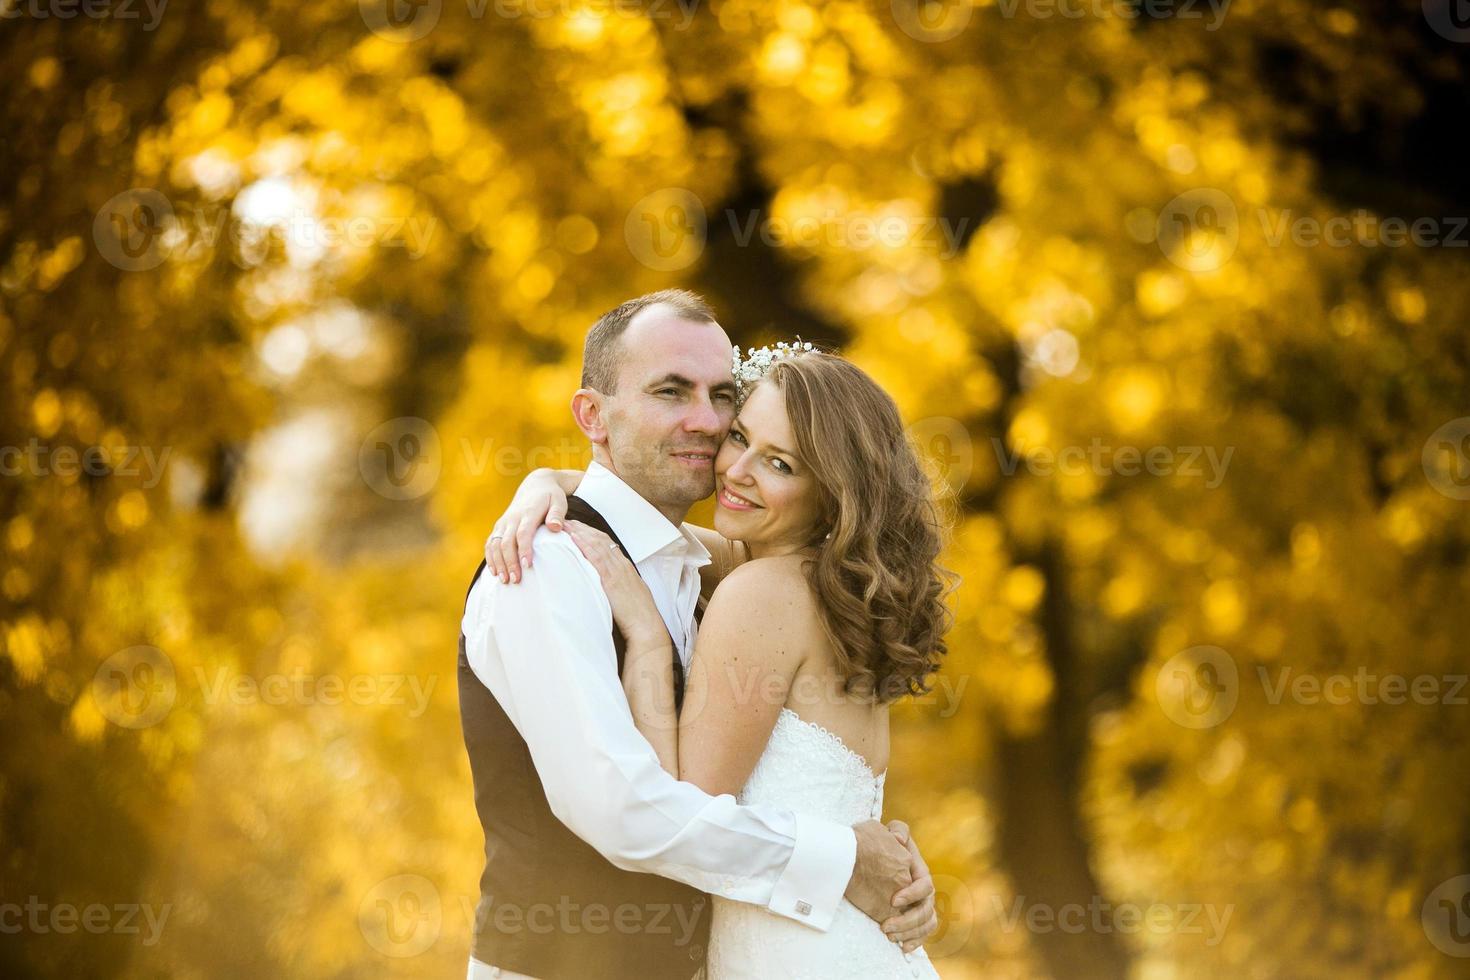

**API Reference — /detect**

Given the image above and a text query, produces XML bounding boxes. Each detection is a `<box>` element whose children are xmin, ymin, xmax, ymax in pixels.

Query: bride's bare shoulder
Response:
<box><xmin>720</xmin><ymin>551</ymin><xmax>810</xmax><ymax>584</ymax></box>
<box><xmin>705</xmin><ymin>554</ymin><xmax>821</xmax><ymax>626</ymax></box>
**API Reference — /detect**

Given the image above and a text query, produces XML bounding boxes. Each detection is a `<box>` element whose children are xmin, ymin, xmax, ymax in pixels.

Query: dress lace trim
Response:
<box><xmin>776</xmin><ymin>708</ymin><xmax>887</xmax><ymax>784</ymax></box>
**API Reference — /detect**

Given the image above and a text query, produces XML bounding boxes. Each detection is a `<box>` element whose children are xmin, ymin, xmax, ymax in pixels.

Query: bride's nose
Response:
<box><xmin>724</xmin><ymin>451</ymin><xmax>756</xmax><ymax>484</ymax></box>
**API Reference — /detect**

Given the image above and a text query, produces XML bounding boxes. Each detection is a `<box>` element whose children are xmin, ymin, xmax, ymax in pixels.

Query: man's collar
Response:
<box><xmin>576</xmin><ymin>460</ymin><xmax>711</xmax><ymax>565</ymax></box>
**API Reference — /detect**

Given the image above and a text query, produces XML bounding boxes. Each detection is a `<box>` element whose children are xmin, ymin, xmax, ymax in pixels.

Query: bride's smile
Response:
<box><xmin>717</xmin><ymin>483</ymin><xmax>759</xmax><ymax>510</ymax></box>
<box><xmin>711</xmin><ymin>383</ymin><xmax>824</xmax><ymax>559</ymax></box>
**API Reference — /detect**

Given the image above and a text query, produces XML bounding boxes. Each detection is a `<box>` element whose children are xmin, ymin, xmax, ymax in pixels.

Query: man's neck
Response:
<box><xmin>590</xmin><ymin>452</ymin><xmax>691</xmax><ymax>527</ymax></box>
<box><xmin>650</xmin><ymin>499</ymin><xmax>690</xmax><ymax>527</ymax></box>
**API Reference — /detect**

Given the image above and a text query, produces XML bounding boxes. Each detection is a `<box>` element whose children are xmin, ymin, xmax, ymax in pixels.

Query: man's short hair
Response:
<box><xmin>580</xmin><ymin>289</ymin><xmax>717</xmax><ymax>393</ymax></box>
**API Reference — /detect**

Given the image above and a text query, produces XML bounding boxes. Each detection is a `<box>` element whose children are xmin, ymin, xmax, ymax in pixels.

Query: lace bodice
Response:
<box><xmin>706</xmin><ymin>709</ymin><xmax>938</xmax><ymax>979</ymax></box>
<box><xmin>737</xmin><ymin>708</ymin><xmax>886</xmax><ymax>822</ymax></box>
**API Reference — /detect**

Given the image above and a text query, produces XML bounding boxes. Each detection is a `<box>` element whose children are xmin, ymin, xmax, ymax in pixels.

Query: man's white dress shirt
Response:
<box><xmin>462</xmin><ymin>461</ymin><xmax>857</xmax><ymax>978</ymax></box>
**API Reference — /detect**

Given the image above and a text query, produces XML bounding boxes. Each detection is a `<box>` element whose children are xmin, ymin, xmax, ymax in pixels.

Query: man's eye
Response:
<box><xmin>657</xmin><ymin>388</ymin><xmax>678</xmax><ymax>396</ymax></box>
<box><xmin>715</xmin><ymin>392</ymin><xmax>735</xmax><ymax>403</ymax></box>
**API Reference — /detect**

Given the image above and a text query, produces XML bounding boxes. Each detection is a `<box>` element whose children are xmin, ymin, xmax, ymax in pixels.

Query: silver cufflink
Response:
<box><xmin>795</xmin><ymin>901</ymin><xmax>812</xmax><ymax>916</ymax></box>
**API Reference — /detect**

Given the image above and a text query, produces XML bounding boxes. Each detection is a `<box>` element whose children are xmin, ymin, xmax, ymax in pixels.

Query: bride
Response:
<box><xmin>486</xmin><ymin>344</ymin><xmax>953</xmax><ymax>978</ymax></box>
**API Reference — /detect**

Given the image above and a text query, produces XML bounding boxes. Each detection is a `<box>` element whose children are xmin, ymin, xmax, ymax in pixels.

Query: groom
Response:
<box><xmin>458</xmin><ymin>290</ymin><xmax>936</xmax><ymax>979</ymax></box>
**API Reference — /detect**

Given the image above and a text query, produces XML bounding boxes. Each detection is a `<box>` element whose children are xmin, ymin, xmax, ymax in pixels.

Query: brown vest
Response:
<box><xmin>457</xmin><ymin>495</ymin><xmax>709</xmax><ymax>978</ymax></box>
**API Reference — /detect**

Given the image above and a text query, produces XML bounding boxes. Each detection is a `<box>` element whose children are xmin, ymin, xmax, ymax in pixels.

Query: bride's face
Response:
<box><xmin>712</xmin><ymin>382</ymin><xmax>823</xmax><ymax>555</ymax></box>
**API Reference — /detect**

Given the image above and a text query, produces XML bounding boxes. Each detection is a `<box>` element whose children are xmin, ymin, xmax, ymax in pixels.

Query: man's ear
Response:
<box><xmin>570</xmin><ymin>388</ymin><xmax>609</xmax><ymax>446</ymax></box>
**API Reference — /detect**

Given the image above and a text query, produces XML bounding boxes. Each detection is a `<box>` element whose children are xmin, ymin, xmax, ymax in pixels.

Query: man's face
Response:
<box><xmin>599</xmin><ymin>307</ymin><xmax>737</xmax><ymax>515</ymax></box>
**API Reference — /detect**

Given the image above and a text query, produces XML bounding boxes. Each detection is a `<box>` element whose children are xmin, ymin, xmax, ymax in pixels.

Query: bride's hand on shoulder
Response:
<box><xmin>563</xmin><ymin>520</ymin><xmax>666</xmax><ymax>644</ymax></box>
<box><xmin>485</xmin><ymin>468</ymin><xmax>580</xmax><ymax>584</ymax></box>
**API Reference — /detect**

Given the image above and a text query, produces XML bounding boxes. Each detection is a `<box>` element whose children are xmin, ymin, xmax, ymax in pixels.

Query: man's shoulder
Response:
<box><xmin>469</xmin><ymin>529</ymin><xmax>612</xmax><ymax>646</ymax></box>
<box><xmin>529</xmin><ymin>525</ymin><xmax>593</xmax><ymax>564</ymax></box>
<box><xmin>467</xmin><ymin>529</ymin><xmax>600</xmax><ymax>612</ymax></box>
<box><xmin>513</xmin><ymin>527</ymin><xmax>607</xmax><ymax>598</ymax></box>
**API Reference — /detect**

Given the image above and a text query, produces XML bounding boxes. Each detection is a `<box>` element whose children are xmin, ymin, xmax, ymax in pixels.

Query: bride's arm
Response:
<box><xmin>676</xmin><ymin>561</ymin><xmax>807</xmax><ymax>797</ymax></box>
<box><xmin>487</xmin><ymin>466</ymin><xmax>752</xmax><ymax>594</ymax></box>
<box><xmin>621</xmin><ymin>632</ymin><xmax>680</xmax><ymax>775</ymax></box>
<box><xmin>562</xmin><ymin>520</ymin><xmax>679</xmax><ymax>774</ymax></box>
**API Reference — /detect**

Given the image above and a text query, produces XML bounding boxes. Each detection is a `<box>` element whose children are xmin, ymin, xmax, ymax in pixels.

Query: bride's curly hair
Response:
<box><xmin>754</xmin><ymin>352</ymin><xmax>956</xmax><ymax>702</ymax></box>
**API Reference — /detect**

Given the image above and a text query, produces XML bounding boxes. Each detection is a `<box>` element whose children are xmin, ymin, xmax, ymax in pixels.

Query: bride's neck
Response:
<box><xmin>745</xmin><ymin>539</ymin><xmax>819</xmax><ymax>561</ymax></box>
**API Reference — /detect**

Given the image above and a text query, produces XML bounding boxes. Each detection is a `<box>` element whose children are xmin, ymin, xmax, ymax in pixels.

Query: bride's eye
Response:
<box><xmin>729</xmin><ymin>430</ymin><xmax>747</xmax><ymax>445</ymax></box>
<box><xmin>770</xmin><ymin>458</ymin><xmax>792</xmax><ymax>475</ymax></box>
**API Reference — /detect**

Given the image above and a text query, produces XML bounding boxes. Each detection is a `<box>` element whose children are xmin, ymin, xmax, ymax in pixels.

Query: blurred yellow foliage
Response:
<box><xmin>3</xmin><ymin>2</ymin><xmax>1468</xmax><ymax>978</ymax></box>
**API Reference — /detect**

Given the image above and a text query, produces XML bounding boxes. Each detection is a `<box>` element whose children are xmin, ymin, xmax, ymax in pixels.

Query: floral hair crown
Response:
<box><xmin>731</xmin><ymin>340</ymin><xmax>817</xmax><ymax>395</ymax></box>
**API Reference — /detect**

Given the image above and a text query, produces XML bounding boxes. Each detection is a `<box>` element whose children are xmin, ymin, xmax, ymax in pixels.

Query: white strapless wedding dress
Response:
<box><xmin>706</xmin><ymin>708</ymin><xmax>940</xmax><ymax>979</ymax></box>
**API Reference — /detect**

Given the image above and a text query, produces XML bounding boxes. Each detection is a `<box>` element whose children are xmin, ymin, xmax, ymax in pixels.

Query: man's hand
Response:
<box><xmin>881</xmin><ymin>819</ymin><xmax>939</xmax><ymax>954</ymax></box>
<box><xmin>845</xmin><ymin>820</ymin><xmax>913</xmax><ymax>925</ymax></box>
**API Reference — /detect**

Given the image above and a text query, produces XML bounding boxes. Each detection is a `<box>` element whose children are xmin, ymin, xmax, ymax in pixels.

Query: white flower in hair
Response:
<box><xmin>731</xmin><ymin>339</ymin><xmax>816</xmax><ymax>394</ymax></box>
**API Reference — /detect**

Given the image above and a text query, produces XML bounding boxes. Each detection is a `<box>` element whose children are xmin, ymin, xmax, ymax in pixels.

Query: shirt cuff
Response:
<box><xmin>765</xmin><ymin>812</ymin><xmax>857</xmax><ymax>931</ymax></box>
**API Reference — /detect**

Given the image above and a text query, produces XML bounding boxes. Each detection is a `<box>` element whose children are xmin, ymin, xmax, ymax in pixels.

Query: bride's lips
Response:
<box><xmin>717</xmin><ymin>482</ymin><xmax>760</xmax><ymax>511</ymax></box>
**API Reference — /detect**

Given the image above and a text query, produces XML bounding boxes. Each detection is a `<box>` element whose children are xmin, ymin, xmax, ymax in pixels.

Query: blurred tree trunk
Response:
<box><xmin>993</xmin><ymin>540</ymin><xmax>1132</xmax><ymax>980</ymax></box>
